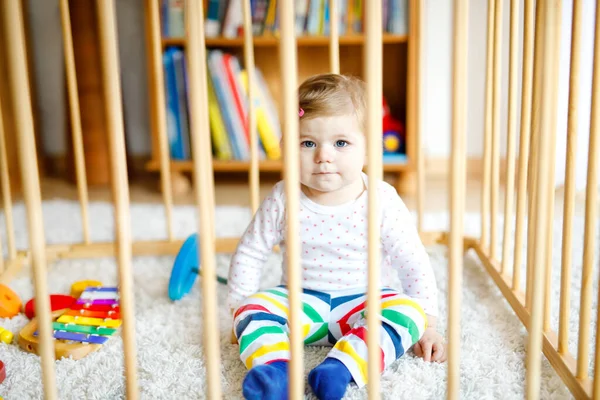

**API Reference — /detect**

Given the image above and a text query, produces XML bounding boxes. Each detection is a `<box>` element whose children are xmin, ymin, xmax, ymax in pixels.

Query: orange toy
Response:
<box><xmin>0</xmin><ymin>284</ymin><xmax>21</xmax><ymax>318</ymax></box>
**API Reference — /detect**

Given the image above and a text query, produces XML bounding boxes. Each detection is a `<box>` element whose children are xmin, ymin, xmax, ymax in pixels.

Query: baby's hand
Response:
<box><xmin>413</xmin><ymin>327</ymin><xmax>446</xmax><ymax>363</ymax></box>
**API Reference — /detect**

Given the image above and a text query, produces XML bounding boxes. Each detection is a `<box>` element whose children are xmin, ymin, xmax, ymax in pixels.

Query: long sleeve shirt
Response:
<box><xmin>227</xmin><ymin>175</ymin><xmax>439</xmax><ymax>317</ymax></box>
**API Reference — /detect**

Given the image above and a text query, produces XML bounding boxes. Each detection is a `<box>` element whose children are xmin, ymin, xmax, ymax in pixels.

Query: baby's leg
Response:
<box><xmin>233</xmin><ymin>286</ymin><xmax>331</xmax><ymax>399</ymax></box>
<box><xmin>233</xmin><ymin>289</ymin><xmax>291</xmax><ymax>400</ymax></box>
<box><xmin>309</xmin><ymin>289</ymin><xmax>427</xmax><ymax>399</ymax></box>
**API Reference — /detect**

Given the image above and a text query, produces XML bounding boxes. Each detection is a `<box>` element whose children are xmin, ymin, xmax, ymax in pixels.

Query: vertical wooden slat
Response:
<box><xmin>146</xmin><ymin>0</ymin><xmax>174</xmax><ymax>241</ymax></box>
<box><xmin>526</xmin><ymin>2</ymin><xmax>560</xmax><ymax>398</ymax></box>
<box><xmin>576</xmin><ymin>0</ymin><xmax>600</xmax><ymax>380</ymax></box>
<box><xmin>490</xmin><ymin>0</ymin><xmax>503</xmax><ymax>261</ymax></box>
<box><xmin>448</xmin><ymin>1</ymin><xmax>468</xmax><ymax>399</ymax></box>
<box><xmin>481</xmin><ymin>0</ymin><xmax>495</xmax><ymax>250</ymax></box>
<box><xmin>526</xmin><ymin>2</ymin><xmax>546</xmax><ymax>311</ymax></box>
<box><xmin>500</xmin><ymin>0</ymin><xmax>520</xmax><ymax>275</ymax></box>
<box><xmin>558</xmin><ymin>0</ymin><xmax>583</xmax><ymax>354</ymax></box>
<box><xmin>243</xmin><ymin>0</ymin><xmax>259</xmax><ymax>213</ymax></box>
<box><xmin>95</xmin><ymin>1</ymin><xmax>138</xmax><ymax>397</ymax></box>
<box><xmin>365</xmin><ymin>1</ymin><xmax>383</xmax><ymax>398</ymax></box>
<box><xmin>279</xmin><ymin>1</ymin><xmax>302</xmax><ymax>399</ymax></box>
<box><xmin>2</xmin><ymin>1</ymin><xmax>57</xmax><ymax>398</ymax></box>
<box><xmin>543</xmin><ymin>1</ymin><xmax>562</xmax><ymax>333</ymax></box>
<box><xmin>60</xmin><ymin>0</ymin><xmax>91</xmax><ymax>245</ymax></box>
<box><xmin>512</xmin><ymin>0</ymin><xmax>535</xmax><ymax>292</ymax></box>
<box><xmin>329</xmin><ymin>0</ymin><xmax>340</xmax><ymax>74</ymax></box>
<box><xmin>186</xmin><ymin>1</ymin><xmax>221</xmax><ymax>398</ymax></box>
<box><xmin>0</xmin><ymin>86</ymin><xmax>15</xmax><ymax>261</ymax></box>
<box><xmin>408</xmin><ymin>0</ymin><xmax>424</xmax><ymax>233</ymax></box>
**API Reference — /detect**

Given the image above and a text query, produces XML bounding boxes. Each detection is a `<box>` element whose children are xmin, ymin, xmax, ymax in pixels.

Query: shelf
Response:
<box><xmin>145</xmin><ymin>158</ymin><xmax>410</xmax><ymax>173</ymax></box>
<box><xmin>161</xmin><ymin>34</ymin><xmax>409</xmax><ymax>48</ymax></box>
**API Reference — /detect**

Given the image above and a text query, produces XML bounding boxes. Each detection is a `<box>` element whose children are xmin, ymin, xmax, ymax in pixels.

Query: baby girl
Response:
<box><xmin>227</xmin><ymin>73</ymin><xmax>445</xmax><ymax>400</ymax></box>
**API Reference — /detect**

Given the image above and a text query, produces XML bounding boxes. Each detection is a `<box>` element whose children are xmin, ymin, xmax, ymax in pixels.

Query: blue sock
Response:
<box><xmin>308</xmin><ymin>358</ymin><xmax>353</xmax><ymax>400</ymax></box>
<box><xmin>242</xmin><ymin>360</ymin><xmax>289</xmax><ymax>400</ymax></box>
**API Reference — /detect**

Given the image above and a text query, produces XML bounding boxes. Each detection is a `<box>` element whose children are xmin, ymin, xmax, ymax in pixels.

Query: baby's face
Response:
<box><xmin>298</xmin><ymin>114</ymin><xmax>365</xmax><ymax>198</ymax></box>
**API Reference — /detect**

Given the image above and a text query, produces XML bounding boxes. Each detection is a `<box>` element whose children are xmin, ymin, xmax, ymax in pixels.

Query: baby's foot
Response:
<box><xmin>242</xmin><ymin>360</ymin><xmax>289</xmax><ymax>400</ymax></box>
<box><xmin>308</xmin><ymin>358</ymin><xmax>353</xmax><ymax>400</ymax></box>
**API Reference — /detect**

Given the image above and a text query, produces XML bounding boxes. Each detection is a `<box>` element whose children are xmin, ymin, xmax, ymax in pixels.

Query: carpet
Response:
<box><xmin>0</xmin><ymin>200</ymin><xmax>597</xmax><ymax>399</ymax></box>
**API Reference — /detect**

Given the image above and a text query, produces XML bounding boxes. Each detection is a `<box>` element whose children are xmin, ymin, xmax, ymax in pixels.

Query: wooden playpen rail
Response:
<box><xmin>0</xmin><ymin>0</ymin><xmax>599</xmax><ymax>399</ymax></box>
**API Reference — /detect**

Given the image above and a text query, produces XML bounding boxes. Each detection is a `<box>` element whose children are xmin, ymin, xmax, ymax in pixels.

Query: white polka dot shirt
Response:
<box><xmin>227</xmin><ymin>176</ymin><xmax>439</xmax><ymax>317</ymax></box>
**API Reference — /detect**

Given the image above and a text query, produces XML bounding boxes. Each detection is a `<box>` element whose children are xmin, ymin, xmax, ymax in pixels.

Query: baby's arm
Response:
<box><xmin>227</xmin><ymin>186</ymin><xmax>284</xmax><ymax>312</ymax></box>
<box><xmin>379</xmin><ymin>185</ymin><xmax>439</xmax><ymax>320</ymax></box>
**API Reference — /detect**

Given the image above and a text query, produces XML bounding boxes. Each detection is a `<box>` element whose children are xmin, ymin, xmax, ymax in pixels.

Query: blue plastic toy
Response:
<box><xmin>169</xmin><ymin>233</ymin><xmax>228</xmax><ymax>301</ymax></box>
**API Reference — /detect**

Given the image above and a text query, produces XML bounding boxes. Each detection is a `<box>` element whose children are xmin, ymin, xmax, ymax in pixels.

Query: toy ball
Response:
<box><xmin>23</xmin><ymin>294</ymin><xmax>76</xmax><ymax>320</ymax></box>
<box><xmin>0</xmin><ymin>327</ymin><xmax>13</xmax><ymax>345</ymax></box>
<box><xmin>0</xmin><ymin>284</ymin><xmax>21</xmax><ymax>318</ymax></box>
<box><xmin>383</xmin><ymin>131</ymin><xmax>402</xmax><ymax>153</ymax></box>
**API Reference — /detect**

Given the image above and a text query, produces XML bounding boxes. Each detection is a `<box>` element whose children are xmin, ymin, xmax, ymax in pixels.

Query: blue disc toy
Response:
<box><xmin>169</xmin><ymin>234</ymin><xmax>200</xmax><ymax>301</ymax></box>
<box><xmin>169</xmin><ymin>233</ymin><xmax>228</xmax><ymax>301</ymax></box>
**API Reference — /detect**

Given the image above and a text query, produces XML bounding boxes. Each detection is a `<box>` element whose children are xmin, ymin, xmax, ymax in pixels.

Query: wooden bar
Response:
<box><xmin>500</xmin><ymin>0</ymin><xmax>519</xmax><ymax>275</ymax></box>
<box><xmin>595</xmin><ymin>272</ymin><xmax>600</xmax><ymax>398</ymax></box>
<box><xmin>512</xmin><ymin>0</ymin><xmax>535</xmax><ymax>292</ymax></box>
<box><xmin>544</xmin><ymin>0</ymin><xmax>562</xmax><ymax>333</ymax></box>
<box><xmin>3</xmin><ymin>1</ymin><xmax>57</xmax><ymax>398</ymax></box>
<box><xmin>448</xmin><ymin>0</ymin><xmax>468</xmax><ymax>398</ymax></box>
<box><xmin>243</xmin><ymin>0</ymin><xmax>259</xmax><ymax>213</ymax></box>
<box><xmin>329</xmin><ymin>0</ymin><xmax>340</xmax><ymax>74</ymax></box>
<box><xmin>480</xmin><ymin>0</ymin><xmax>495</xmax><ymax>250</ymax></box>
<box><xmin>490</xmin><ymin>0</ymin><xmax>503</xmax><ymax>261</ymax></box>
<box><xmin>558</xmin><ymin>0</ymin><xmax>583</xmax><ymax>354</ymax></box>
<box><xmin>526</xmin><ymin>3</ymin><xmax>559</xmax><ymax>398</ymax></box>
<box><xmin>576</xmin><ymin>0</ymin><xmax>600</xmax><ymax>380</ymax></box>
<box><xmin>526</xmin><ymin>2</ymin><xmax>546</xmax><ymax>311</ymax></box>
<box><xmin>365</xmin><ymin>0</ymin><xmax>383</xmax><ymax>397</ymax></box>
<box><xmin>95</xmin><ymin>1</ymin><xmax>138</xmax><ymax>397</ymax></box>
<box><xmin>0</xmin><ymin>79</ymin><xmax>15</xmax><ymax>261</ymax></box>
<box><xmin>186</xmin><ymin>1</ymin><xmax>222</xmax><ymax>399</ymax></box>
<box><xmin>279</xmin><ymin>1</ymin><xmax>303</xmax><ymax>398</ymax></box>
<box><xmin>408</xmin><ymin>0</ymin><xmax>424</xmax><ymax>233</ymax></box>
<box><xmin>145</xmin><ymin>0</ymin><xmax>174</xmax><ymax>241</ymax></box>
<box><xmin>59</xmin><ymin>0</ymin><xmax>91</xmax><ymax>245</ymax></box>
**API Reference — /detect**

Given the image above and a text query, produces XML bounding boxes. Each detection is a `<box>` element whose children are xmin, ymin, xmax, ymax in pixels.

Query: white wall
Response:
<box><xmin>26</xmin><ymin>1</ymin><xmax>598</xmax><ymax>189</ymax></box>
<box><xmin>422</xmin><ymin>0</ymin><xmax>597</xmax><ymax>190</ymax></box>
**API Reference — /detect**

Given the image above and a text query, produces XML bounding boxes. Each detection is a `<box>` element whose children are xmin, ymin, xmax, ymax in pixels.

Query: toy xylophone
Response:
<box><xmin>18</xmin><ymin>286</ymin><xmax>122</xmax><ymax>360</ymax></box>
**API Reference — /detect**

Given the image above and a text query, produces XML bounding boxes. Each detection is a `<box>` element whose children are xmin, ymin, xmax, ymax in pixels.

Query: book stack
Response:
<box><xmin>203</xmin><ymin>0</ymin><xmax>409</xmax><ymax>38</ymax></box>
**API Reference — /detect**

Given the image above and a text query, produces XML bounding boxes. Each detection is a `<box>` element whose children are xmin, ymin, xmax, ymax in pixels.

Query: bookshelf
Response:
<box><xmin>144</xmin><ymin>1</ymin><xmax>420</xmax><ymax>193</ymax></box>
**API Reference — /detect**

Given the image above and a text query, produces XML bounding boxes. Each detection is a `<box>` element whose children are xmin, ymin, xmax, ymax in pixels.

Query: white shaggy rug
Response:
<box><xmin>0</xmin><ymin>200</ymin><xmax>597</xmax><ymax>399</ymax></box>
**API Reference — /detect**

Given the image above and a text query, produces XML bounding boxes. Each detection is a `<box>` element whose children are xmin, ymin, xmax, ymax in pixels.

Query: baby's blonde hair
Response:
<box><xmin>298</xmin><ymin>73</ymin><xmax>367</xmax><ymax>132</ymax></box>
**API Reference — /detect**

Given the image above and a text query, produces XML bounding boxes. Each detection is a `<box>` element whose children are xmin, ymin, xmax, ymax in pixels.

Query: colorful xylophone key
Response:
<box><xmin>70</xmin><ymin>303</ymin><xmax>120</xmax><ymax>312</ymax></box>
<box><xmin>63</xmin><ymin>309</ymin><xmax>120</xmax><ymax>319</ymax></box>
<box><xmin>75</xmin><ymin>299</ymin><xmax>119</xmax><ymax>306</ymax></box>
<box><xmin>57</xmin><ymin>315</ymin><xmax>122</xmax><ymax>328</ymax></box>
<box><xmin>34</xmin><ymin>330</ymin><xmax>109</xmax><ymax>345</ymax></box>
<box><xmin>52</xmin><ymin>322</ymin><xmax>117</xmax><ymax>336</ymax></box>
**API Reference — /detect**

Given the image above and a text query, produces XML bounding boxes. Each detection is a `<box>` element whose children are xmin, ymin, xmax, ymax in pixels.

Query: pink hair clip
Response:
<box><xmin>299</xmin><ymin>108</ymin><xmax>305</xmax><ymax>117</ymax></box>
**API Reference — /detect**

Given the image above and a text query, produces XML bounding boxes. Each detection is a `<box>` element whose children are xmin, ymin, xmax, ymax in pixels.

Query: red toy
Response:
<box><xmin>0</xmin><ymin>360</ymin><xmax>5</xmax><ymax>384</ymax></box>
<box><xmin>382</xmin><ymin>97</ymin><xmax>405</xmax><ymax>154</ymax></box>
<box><xmin>24</xmin><ymin>295</ymin><xmax>76</xmax><ymax>320</ymax></box>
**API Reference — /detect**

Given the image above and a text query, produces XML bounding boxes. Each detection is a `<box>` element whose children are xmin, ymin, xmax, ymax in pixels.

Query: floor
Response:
<box><xmin>31</xmin><ymin>172</ymin><xmax>587</xmax><ymax>218</ymax></box>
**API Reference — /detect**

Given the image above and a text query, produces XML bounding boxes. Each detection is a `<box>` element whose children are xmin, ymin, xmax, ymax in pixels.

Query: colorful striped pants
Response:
<box><xmin>232</xmin><ymin>286</ymin><xmax>427</xmax><ymax>387</ymax></box>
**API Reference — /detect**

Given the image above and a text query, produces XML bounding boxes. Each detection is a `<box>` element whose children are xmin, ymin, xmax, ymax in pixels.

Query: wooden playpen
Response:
<box><xmin>0</xmin><ymin>0</ymin><xmax>598</xmax><ymax>399</ymax></box>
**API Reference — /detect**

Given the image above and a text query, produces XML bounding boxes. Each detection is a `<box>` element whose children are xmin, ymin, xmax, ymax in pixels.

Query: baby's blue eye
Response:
<box><xmin>301</xmin><ymin>141</ymin><xmax>316</xmax><ymax>148</ymax></box>
<box><xmin>335</xmin><ymin>140</ymin><xmax>349</xmax><ymax>147</ymax></box>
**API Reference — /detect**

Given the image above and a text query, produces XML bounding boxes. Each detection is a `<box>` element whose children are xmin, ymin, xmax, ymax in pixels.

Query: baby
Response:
<box><xmin>227</xmin><ymin>73</ymin><xmax>445</xmax><ymax>400</ymax></box>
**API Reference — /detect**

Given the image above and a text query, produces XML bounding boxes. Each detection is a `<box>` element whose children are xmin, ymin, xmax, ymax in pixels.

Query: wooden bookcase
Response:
<box><xmin>144</xmin><ymin>1</ymin><xmax>421</xmax><ymax>193</ymax></box>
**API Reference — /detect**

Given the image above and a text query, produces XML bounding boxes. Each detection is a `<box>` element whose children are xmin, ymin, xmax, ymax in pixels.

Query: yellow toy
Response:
<box><xmin>0</xmin><ymin>327</ymin><xmax>13</xmax><ymax>345</ymax></box>
<box><xmin>70</xmin><ymin>280</ymin><xmax>103</xmax><ymax>298</ymax></box>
